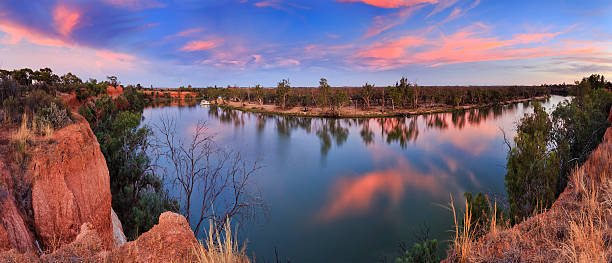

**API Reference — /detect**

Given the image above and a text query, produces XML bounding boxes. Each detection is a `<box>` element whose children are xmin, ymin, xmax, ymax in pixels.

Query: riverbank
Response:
<box><xmin>444</xmin><ymin>106</ymin><xmax>612</xmax><ymax>262</ymax></box>
<box><xmin>214</xmin><ymin>95</ymin><xmax>550</xmax><ymax>118</ymax></box>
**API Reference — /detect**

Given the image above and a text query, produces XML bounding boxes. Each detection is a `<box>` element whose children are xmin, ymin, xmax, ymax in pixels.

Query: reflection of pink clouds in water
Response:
<box><xmin>316</xmin><ymin>157</ymin><xmax>455</xmax><ymax>221</ymax></box>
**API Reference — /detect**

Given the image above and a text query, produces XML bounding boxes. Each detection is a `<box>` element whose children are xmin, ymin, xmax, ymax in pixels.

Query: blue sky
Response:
<box><xmin>0</xmin><ymin>0</ymin><xmax>610</xmax><ymax>87</ymax></box>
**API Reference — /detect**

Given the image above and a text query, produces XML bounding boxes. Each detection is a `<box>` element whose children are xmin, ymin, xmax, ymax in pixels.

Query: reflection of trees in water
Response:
<box><xmin>377</xmin><ymin>117</ymin><xmax>419</xmax><ymax>148</ymax></box>
<box><xmin>425</xmin><ymin>114</ymin><xmax>448</xmax><ymax>129</ymax></box>
<box><xmin>275</xmin><ymin>116</ymin><xmax>312</xmax><ymax>137</ymax></box>
<box><xmin>357</xmin><ymin>119</ymin><xmax>374</xmax><ymax>145</ymax></box>
<box><xmin>203</xmin><ymin>103</ymin><xmax>524</xmax><ymax>153</ymax></box>
<box><xmin>148</xmin><ymin>99</ymin><xmax>197</xmax><ymax>108</ymax></box>
<box><xmin>315</xmin><ymin>119</ymin><xmax>349</xmax><ymax>155</ymax></box>
<box><xmin>208</xmin><ymin>106</ymin><xmax>244</xmax><ymax>127</ymax></box>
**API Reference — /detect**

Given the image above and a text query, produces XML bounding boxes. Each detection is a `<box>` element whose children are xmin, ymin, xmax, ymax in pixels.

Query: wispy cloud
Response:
<box><xmin>53</xmin><ymin>4</ymin><xmax>81</xmax><ymax>37</ymax></box>
<box><xmin>326</xmin><ymin>32</ymin><xmax>341</xmax><ymax>39</ymax></box>
<box><xmin>439</xmin><ymin>0</ymin><xmax>480</xmax><ymax>24</ymax></box>
<box><xmin>179</xmin><ymin>40</ymin><xmax>222</xmax><ymax>52</ymax></box>
<box><xmin>102</xmin><ymin>0</ymin><xmax>166</xmax><ymax>10</ymax></box>
<box><xmin>254</xmin><ymin>0</ymin><xmax>310</xmax><ymax>11</ymax></box>
<box><xmin>364</xmin><ymin>5</ymin><xmax>425</xmax><ymax>38</ymax></box>
<box><xmin>338</xmin><ymin>0</ymin><xmax>437</xmax><ymax>8</ymax></box>
<box><xmin>176</xmin><ymin>27</ymin><xmax>205</xmax><ymax>37</ymax></box>
<box><xmin>351</xmin><ymin>23</ymin><xmax>608</xmax><ymax>70</ymax></box>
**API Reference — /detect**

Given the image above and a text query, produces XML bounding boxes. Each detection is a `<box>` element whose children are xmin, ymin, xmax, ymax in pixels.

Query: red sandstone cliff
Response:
<box><xmin>0</xmin><ymin>113</ymin><xmax>114</xmax><ymax>253</ymax></box>
<box><xmin>0</xmin><ymin>112</ymin><xmax>199</xmax><ymax>262</ymax></box>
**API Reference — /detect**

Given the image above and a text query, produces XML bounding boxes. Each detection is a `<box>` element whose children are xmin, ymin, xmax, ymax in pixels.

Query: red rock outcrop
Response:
<box><xmin>100</xmin><ymin>212</ymin><xmax>198</xmax><ymax>262</ymax></box>
<box><xmin>1</xmin><ymin>212</ymin><xmax>199</xmax><ymax>263</ymax></box>
<box><xmin>29</xmin><ymin>113</ymin><xmax>113</xmax><ymax>250</ymax></box>
<box><xmin>107</xmin><ymin>85</ymin><xmax>124</xmax><ymax>98</ymax></box>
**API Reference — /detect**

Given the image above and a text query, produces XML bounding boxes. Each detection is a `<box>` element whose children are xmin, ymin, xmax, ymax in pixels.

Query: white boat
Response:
<box><xmin>200</xmin><ymin>99</ymin><xmax>211</xmax><ymax>106</ymax></box>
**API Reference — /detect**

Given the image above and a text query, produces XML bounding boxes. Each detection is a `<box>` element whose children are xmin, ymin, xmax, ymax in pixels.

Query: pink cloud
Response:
<box><xmin>53</xmin><ymin>5</ymin><xmax>81</xmax><ymax>37</ymax></box>
<box><xmin>0</xmin><ymin>21</ymin><xmax>69</xmax><ymax>47</ymax></box>
<box><xmin>338</xmin><ymin>0</ymin><xmax>437</xmax><ymax>8</ymax></box>
<box><xmin>95</xmin><ymin>50</ymin><xmax>135</xmax><ymax>62</ymax></box>
<box><xmin>103</xmin><ymin>0</ymin><xmax>166</xmax><ymax>10</ymax></box>
<box><xmin>356</xmin><ymin>36</ymin><xmax>426</xmax><ymax>59</ymax></box>
<box><xmin>513</xmin><ymin>32</ymin><xmax>561</xmax><ymax>44</ymax></box>
<box><xmin>254</xmin><ymin>0</ymin><xmax>310</xmax><ymax>11</ymax></box>
<box><xmin>176</xmin><ymin>27</ymin><xmax>205</xmax><ymax>37</ymax></box>
<box><xmin>179</xmin><ymin>40</ymin><xmax>221</xmax><ymax>52</ymax></box>
<box><xmin>439</xmin><ymin>0</ymin><xmax>479</xmax><ymax>24</ymax></box>
<box><xmin>426</xmin><ymin>0</ymin><xmax>458</xmax><ymax>17</ymax></box>
<box><xmin>364</xmin><ymin>5</ymin><xmax>424</xmax><ymax>38</ymax></box>
<box><xmin>276</xmin><ymin>59</ymin><xmax>300</xmax><ymax>66</ymax></box>
<box><xmin>326</xmin><ymin>32</ymin><xmax>341</xmax><ymax>39</ymax></box>
<box><xmin>316</xmin><ymin>158</ymin><xmax>451</xmax><ymax>221</ymax></box>
<box><xmin>351</xmin><ymin>23</ymin><xmax>607</xmax><ymax>70</ymax></box>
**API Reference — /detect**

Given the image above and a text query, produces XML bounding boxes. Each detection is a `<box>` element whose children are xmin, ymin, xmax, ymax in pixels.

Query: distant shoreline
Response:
<box><xmin>212</xmin><ymin>95</ymin><xmax>551</xmax><ymax>118</ymax></box>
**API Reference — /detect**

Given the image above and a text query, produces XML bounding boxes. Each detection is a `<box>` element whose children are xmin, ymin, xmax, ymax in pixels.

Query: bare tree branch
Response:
<box><xmin>152</xmin><ymin>115</ymin><xmax>267</xmax><ymax>238</ymax></box>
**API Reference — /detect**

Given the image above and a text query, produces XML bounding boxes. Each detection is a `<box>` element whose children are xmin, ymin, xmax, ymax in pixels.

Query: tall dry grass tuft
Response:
<box><xmin>12</xmin><ymin>113</ymin><xmax>31</xmax><ymax>143</ymax></box>
<box><xmin>193</xmin><ymin>220</ymin><xmax>250</xmax><ymax>263</ymax></box>
<box><xmin>449</xmin><ymin>195</ymin><xmax>477</xmax><ymax>263</ymax></box>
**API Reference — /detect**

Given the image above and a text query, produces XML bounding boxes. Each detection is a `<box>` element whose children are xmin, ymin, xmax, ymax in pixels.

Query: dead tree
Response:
<box><xmin>152</xmin><ymin>115</ymin><xmax>266</xmax><ymax>237</ymax></box>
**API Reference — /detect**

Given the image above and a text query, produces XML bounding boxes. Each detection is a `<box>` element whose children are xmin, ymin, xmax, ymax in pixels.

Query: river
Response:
<box><xmin>142</xmin><ymin>95</ymin><xmax>568</xmax><ymax>263</ymax></box>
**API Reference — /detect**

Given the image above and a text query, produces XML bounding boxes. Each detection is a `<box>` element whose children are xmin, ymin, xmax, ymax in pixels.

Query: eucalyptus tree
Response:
<box><xmin>359</xmin><ymin>82</ymin><xmax>375</xmax><ymax>109</ymax></box>
<box><xmin>276</xmin><ymin>79</ymin><xmax>291</xmax><ymax>109</ymax></box>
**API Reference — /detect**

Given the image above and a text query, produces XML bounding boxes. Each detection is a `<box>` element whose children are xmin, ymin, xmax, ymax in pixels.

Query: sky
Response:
<box><xmin>0</xmin><ymin>0</ymin><xmax>610</xmax><ymax>87</ymax></box>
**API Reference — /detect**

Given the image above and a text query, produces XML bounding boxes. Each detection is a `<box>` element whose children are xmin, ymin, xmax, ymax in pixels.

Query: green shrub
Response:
<box><xmin>464</xmin><ymin>192</ymin><xmax>505</xmax><ymax>238</ymax></box>
<box><xmin>396</xmin><ymin>239</ymin><xmax>439</xmax><ymax>263</ymax></box>
<box><xmin>35</xmin><ymin>102</ymin><xmax>72</xmax><ymax>130</ymax></box>
<box><xmin>505</xmin><ymin>103</ymin><xmax>559</xmax><ymax>223</ymax></box>
<box><xmin>2</xmin><ymin>96</ymin><xmax>22</xmax><ymax>123</ymax></box>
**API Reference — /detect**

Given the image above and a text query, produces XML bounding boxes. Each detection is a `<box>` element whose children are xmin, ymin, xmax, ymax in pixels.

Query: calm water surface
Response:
<box><xmin>142</xmin><ymin>95</ymin><xmax>567</xmax><ymax>263</ymax></box>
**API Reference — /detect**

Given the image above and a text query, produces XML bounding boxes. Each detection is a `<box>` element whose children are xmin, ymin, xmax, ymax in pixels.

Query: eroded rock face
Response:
<box><xmin>106</xmin><ymin>85</ymin><xmax>124</xmax><ymax>98</ymax></box>
<box><xmin>0</xmin><ymin>198</ymin><xmax>35</xmax><ymax>252</ymax></box>
<box><xmin>29</xmin><ymin>114</ymin><xmax>113</xmax><ymax>250</ymax></box>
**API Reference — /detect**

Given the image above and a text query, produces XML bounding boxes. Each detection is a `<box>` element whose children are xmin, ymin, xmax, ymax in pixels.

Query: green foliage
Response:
<box><xmin>35</xmin><ymin>102</ymin><xmax>72</xmax><ymax>129</ymax></box>
<box><xmin>505</xmin><ymin>102</ymin><xmax>559</xmax><ymax>223</ymax></box>
<box><xmin>254</xmin><ymin>84</ymin><xmax>264</xmax><ymax>104</ymax></box>
<box><xmin>81</xmin><ymin>83</ymin><xmax>177</xmax><ymax>240</ymax></box>
<box><xmin>330</xmin><ymin>89</ymin><xmax>349</xmax><ymax>113</ymax></box>
<box><xmin>505</xmin><ymin>75</ymin><xmax>611</xmax><ymax>225</ymax></box>
<box><xmin>317</xmin><ymin>78</ymin><xmax>332</xmax><ymax>110</ymax></box>
<box><xmin>396</xmin><ymin>239</ymin><xmax>439</xmax><ymax>263</ymax></box>
<box><xmin>387</xmin><ymin>85</ymin><xmax>403</xmax><ymax>110</ymax></box>
<box><xmin>276</xmin><ymin>79</ymin><xmax>291</xmax><ymax>109</ymax></box>
<box><xmin>359</xmin><ymin>83</ymin><xmax>374</xmax><ymax>108</ymax></box>
<box><xmin>463</xmin><ymin>192</ymin><xmax>504</xmax><ymax>238</ymax></box>
<box><xmin>2</xmin><ymin>96</ymin><xmax>21</xmax><ymax>123</ymax></box>
<box><xmin>551</xmin><ymin>80</ymin><xmax>612</xmax><ymax>192</ymax></box>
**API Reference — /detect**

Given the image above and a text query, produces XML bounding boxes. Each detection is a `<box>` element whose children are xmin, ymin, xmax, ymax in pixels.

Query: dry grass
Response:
<box><xmin>449</xmin><ymin>196</ymin><xmax>476</xmax><ymax>263</ymax></box>
<box><xmin>193</xmin><ymin>220</ymin><xmax>251</xmax><ymax>263</ymax></box>
<box><xmin>444</xmin><ymin>113</ymin><xmax>612</xmax><ymax>263</ymax></box>
<box><xmin>11</xmin><ymin>113</ymin><xmax>31</xmax><ymax>143</ymax></box>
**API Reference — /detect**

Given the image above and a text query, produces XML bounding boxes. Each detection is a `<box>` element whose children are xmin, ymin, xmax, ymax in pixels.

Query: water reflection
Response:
<box><xmin>142</xmin><ymin>96</ymin><xmax>568</xmax><ymax>263</ymax></box>
<box><xmin>202</xmin><ymin>101</ymin><xmax>534</xmax><ymax>155</ymax></box>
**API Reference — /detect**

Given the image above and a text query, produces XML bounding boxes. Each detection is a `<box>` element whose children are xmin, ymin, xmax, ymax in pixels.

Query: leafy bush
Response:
<box><xmin>505</xmin><ymin>74</ymin><xmax>612</xmax><ymax>224</ymax></box>
<box><xmin>505</xmin><ymin>102</ymin><xmax>560</xmax><ymax>223</ymax></box>
<box><xmin>463</xmin><ymin>192</ymin><xmax>505</xmax><ymax>238</ymax></box>
<box><xmin>2</xmin><ymin>96</ymin><xmax>21</xmax><ymax>123</ymax></box>
<box><xmin>36</xmin><ymin>102</ymin><xmax>71</xmax><ymax>130</ymax></box>
<box><xmin>396</xmin><ymin>239</ymin><xmax>439</xmax><ymax>263</ymax></box>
